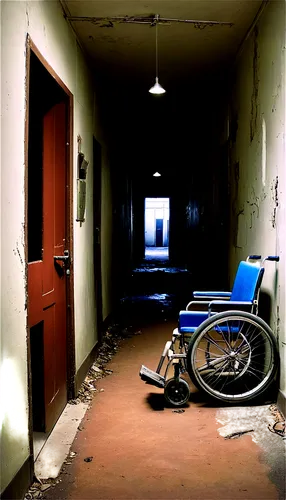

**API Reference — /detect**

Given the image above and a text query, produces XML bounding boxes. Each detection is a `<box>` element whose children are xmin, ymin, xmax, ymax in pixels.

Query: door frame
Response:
<box><xmin>93</xmin><ymin>137</ymin><xmax>103</xmax><ymax>343</ymax></box>
<box><xmin>24</xmin><ymin>36</ymin><xmax>75</xmax><ymax>460</ymax></box>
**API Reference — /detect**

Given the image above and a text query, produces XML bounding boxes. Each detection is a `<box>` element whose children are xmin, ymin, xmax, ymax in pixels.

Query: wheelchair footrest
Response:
<box><xmin>139</xmin><ymin>365</ymin><xmax>165</xmax><ymax>388</ymax></box>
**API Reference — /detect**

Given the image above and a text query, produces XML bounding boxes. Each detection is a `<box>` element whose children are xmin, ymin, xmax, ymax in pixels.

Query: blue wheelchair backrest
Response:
<box><xmin>179</xmin><ymin>260</ymin><xmax>265</xmax><ymax>334</ymax></box>
<box><xmin>230</xmin><ymin>261</ymin><xmax>264</xmax><ymax>302</ymax></box>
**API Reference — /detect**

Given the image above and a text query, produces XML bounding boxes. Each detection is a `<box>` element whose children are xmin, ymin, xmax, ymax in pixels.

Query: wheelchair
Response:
<box><xmin>139</xmin><ymin>255</ymin><xmax>280</xmax><ymax>406</ymax></box>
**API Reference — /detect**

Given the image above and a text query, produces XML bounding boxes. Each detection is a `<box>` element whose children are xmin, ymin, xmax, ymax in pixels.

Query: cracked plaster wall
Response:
<box><xmin>1</xmin><ymin>0</ymin><xmax>113</xmax><ymax>494</ymax></box>
<box><xmin>228</xmin><ymin>1</ymin><xmax>286</xmax><ymax>404</ymax></box>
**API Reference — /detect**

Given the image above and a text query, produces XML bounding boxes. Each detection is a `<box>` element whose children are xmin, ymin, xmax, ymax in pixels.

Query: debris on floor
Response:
<box><xmin>39</xmin><ymin>484</ymin><xmax>52</xmax><ymax>492</ymax></box>
<box><xmin>24</xmin><ymin>479</ymin><xmax>58</xmax><ymax>499</ymax></box>
<box><xmin>224</xmin><ymin>429</ymin><xmax>254</xmax><ymax>439</ymax></box>
<box><xmin>63</xmin><ymin>451</ymin><xmax>77</xmax><ymax>465</ymax></box>
<box><xmin>68</xmin><ymin>323</ymin><xmax>141</xmax><ymax>405</ymax></box>
<box><xmin>25</xmin><ymin>448</ymin><xmax>79</xmax><ymax>499</ymax></box>
<box><xmin>268</xmin><ymin>404</ymin><xmax>286</xmax><ymax>438</ymax></box>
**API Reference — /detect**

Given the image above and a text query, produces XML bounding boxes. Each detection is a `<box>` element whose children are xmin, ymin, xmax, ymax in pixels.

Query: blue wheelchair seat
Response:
<box><xmin>179</xmin><ymin>311</ymin><xmax>209</xmax><ymax>333</ymax></box>
<box><xmin>179</xmin><ymin>260</ymin><xmax>264</xmax><ymax>334</ymax></box>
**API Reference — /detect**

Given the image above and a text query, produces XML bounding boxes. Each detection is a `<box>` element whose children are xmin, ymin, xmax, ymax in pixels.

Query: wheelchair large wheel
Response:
<box><xmin>164</xmin><ymin>378</ymin><xmax>190</xmax><ymax>406</ymax></box>
<box><xmin>187</xmin><ymin>311</ymin><xmax>279</xmax><ymax>403</ymax></box>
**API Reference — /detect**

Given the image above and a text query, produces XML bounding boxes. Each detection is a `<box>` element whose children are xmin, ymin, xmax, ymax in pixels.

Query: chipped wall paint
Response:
<box><xmin>1</xmin><ymin>0</ymin><xmax>113</xmax><ymax>494</ymax></box>
<box><xmin>250</xmin><ymin>26</ymin><xmax>259</xmax><ymax>142</ymax></box>
<box><xmin>228</xmin><ymin>0</ymin><xmax>286</xmax><ymax>402</ymax></box>
<box><xmin>271</xmin><ymin>176</ymin><xmax>279</xmax><ymax>229</ymax></box>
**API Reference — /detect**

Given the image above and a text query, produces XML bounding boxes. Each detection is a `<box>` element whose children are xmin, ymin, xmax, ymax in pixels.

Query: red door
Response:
<box><xmin>28</xmin><ymin>101</ymin><xmax>68</xmax><ymax>433</ymax></box>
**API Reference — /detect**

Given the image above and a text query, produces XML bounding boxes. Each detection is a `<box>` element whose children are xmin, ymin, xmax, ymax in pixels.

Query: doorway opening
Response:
<box><xmin>26</xmin><ymin>40</ymin><xmax>74</xmax><ymax>462</ymax></box>
<box><xmin>144</xmin><ymin>198</ymin><xmax>169</xmax><ymax>260</ymax></box>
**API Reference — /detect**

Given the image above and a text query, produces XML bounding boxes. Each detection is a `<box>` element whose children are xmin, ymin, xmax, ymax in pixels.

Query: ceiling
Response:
<box><xmin>61</xmin><ymin>0</ymin><xmax>264</xmax><ymax>88</ymax></box>
<box><xmin>60</xmin><ymin>0</ymin><xmax>265</xmax><ymax>178</ymax></box>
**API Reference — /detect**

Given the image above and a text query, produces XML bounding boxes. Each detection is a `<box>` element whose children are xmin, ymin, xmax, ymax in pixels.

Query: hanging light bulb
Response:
<box><xmin>149</xmin><ymin>78</ymin><xmax>166</xmax><ymax>95</ymax></box>
<box><xmin>149</xmin><ymin>15</ymin><xmax>166</xmax><ymax>95</ymax></box>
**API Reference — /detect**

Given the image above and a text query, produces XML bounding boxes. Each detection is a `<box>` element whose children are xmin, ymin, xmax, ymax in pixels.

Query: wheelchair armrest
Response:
<box><xmin>208</xmin><ymin>300</ymin><xmax>253</xmax><ymax>313</ymax></box>
<box><xmin>186</xmin><ymin>297</ymin><xmax>232</xmax><ymax>310</ymax></box>
<box><xmin>193</xmin><ymin>291</ymin><xmax>232</xmax><ymax>299</ymax></box>
<box><xmin>186</xmin><ymin>300</ymin><xmax>212</xmax><ymax>311</ymax></box>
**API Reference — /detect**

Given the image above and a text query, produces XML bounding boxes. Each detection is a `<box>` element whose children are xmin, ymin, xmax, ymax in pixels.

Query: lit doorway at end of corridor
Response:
<box><xmin>144</xmin><ymin>197</ymin><xmax>169</xmax><ymax>261</ymax></box>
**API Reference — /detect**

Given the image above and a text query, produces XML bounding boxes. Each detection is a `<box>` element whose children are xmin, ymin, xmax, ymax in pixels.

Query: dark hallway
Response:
<box><xmin>110</xmin><ymin>77</ymin><xmax>230</xmax><ymax>298</ymax></box>
<box><xmin>2</xmin><ymin>3</ymin><xmax>286</xmax><ymax>499</ymax></box>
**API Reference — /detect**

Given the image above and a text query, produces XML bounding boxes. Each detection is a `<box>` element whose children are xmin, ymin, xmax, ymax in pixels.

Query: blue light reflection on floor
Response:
<box><xmin>144</xmin><ymin>247</ymin><xmax>169</xmax><ymax>260</ymax></box>
<box><xmin>117</xmin><ymin>247</ymin><xmax>192</xmax><ymax>325</ymax></box>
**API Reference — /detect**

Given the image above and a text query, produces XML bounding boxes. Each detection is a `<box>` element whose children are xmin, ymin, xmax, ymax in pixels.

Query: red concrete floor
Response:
<box><xmin>44</xmin><ymin>319</ymin><xmax>284</xmax><ymax>500</ymax></box>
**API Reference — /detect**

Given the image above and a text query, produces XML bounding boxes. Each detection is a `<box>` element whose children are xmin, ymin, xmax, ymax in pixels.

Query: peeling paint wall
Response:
<box><xmin>228</xmin><ymin>1</ymin><xmax>286</xmax><ymax>403</ymax></box>
<box><xmin>1</xmin><ymin>0</ymin><xmax>113</xmax><ymax>494</ymax></box>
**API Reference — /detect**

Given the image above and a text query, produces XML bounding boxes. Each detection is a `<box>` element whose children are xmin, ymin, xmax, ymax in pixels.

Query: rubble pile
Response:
<box><xmin>268</xmin><ymin>403</ymin><xmax>286</xmax><ymax>438</ymax></box>
<box><xmin>24</xmin><ymin>478</ymin><xmax>59</xmax><ymax>499</ymax></box>
<box><xmin>24</xmin><ymin>450</ymin><xmax>79</xmax><ymax>500</ymax></box>
<box><xmin>69</xmin><ymin>323</ymin><xmax>141</xmax><ymax>405</ymax></box>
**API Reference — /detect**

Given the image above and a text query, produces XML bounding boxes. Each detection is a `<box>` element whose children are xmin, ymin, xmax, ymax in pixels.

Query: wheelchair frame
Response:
<box><xmin>139</xmin><ymin>255</ymin><xmax>280</xmax><ymax>406</ymax></box>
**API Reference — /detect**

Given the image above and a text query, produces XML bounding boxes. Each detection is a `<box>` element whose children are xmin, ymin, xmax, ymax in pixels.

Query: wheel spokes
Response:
<box><xmin>189</xmin><ymin>313</ymin><xmax>277</xmax><ymax>401</ymax></box>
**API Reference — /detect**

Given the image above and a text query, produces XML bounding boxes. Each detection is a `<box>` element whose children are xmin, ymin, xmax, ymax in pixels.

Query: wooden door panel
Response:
<box><xmin>54</xmin><ymin>103</ymin><xmax>66</xmax><ymax>248</ymax></box>
<box><xmin>28</xmin><ymin>100</ymin><xmax>67</xmax><ymax>433</ymax></box>
<box><xmin>44</xmin><ymin>303</ymin><xmax>66</xmax><ymax>432</ymax></box>
<box><xmin>55</xmin><ymin>301</ymin><xmax>67</xmax><ymax>394</ymax></box>
<box><xmin>43</xmin><ymin>109</ymin><xmax>55</xmax><ymax>295</ymax></box>
<box><xmin>44</xmin><ymin>306</ymin><xmax>56</xmax><ymax>406</ymax></box>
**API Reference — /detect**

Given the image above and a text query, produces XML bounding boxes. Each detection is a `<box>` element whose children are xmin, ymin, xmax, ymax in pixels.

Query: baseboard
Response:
<box><xmin>102</xmin><ymin>311</ymin><xmax>115</xmax><ymax>331</ymax></box>
<box><xmin>1</xmin><ymin>455</ymin><xmax>33</xmax><ymax>500</ymax></box>
<box><xmin>74</xmin><ymin>313</ymin><xmax>113</xmax><ymax>394</ymax></box>
<box><xmin>277</xmin><ymin>389</ymin><xmax>286</xmax><ymax>418</ymax></box>
<box><xmin>75</xmin><ymin>342</ymin><xmax>100</xmax><ymax>394</ymax></box>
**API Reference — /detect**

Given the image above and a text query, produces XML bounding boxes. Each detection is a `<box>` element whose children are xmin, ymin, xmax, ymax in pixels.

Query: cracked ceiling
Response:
<box><xmin>61</xmin><ymin>0</ymin><xmax>265</xmax><ymax>88</ymax></box>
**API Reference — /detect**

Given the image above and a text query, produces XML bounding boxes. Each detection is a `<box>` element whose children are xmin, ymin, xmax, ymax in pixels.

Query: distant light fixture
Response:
<box><xmin>149</xmin><ymin>78</ymin><xmax>166</xmax><ymax>95</ymax></box>
<box><xmin>149</xmin><ymin>15</ymin><xmax>166</xmax><ymax>95</ymax></box>
<box><xmin>153</xmin><ymin>171</ymin><xmax>161</xmax><ymax>177</ymax></box>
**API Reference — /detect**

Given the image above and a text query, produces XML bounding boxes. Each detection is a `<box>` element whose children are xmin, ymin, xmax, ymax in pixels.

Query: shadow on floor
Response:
<box><xmin>145</xmin><ymin>392</ymin><xmax>191</xmax><ymax>412</ymax></box>
<box><xmin>116</xmin><ymin>257</ymin><xmax>193</xmax><ymax>327</ymax></box>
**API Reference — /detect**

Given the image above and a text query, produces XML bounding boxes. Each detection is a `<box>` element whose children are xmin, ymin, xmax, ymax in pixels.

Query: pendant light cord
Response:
<box><xmin>155</xmin><ymin>14</ymin><xmax>159</xmax><ymax>79</ymax></box>
<box><xmin>149</xmin><ymin>13</ymin><xmax>166</xmax><ymax>93</ymax></box>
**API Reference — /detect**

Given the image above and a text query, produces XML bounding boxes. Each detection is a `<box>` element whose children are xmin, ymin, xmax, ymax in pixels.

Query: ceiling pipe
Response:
<box><xmin>65</xmin><ymin>15</ymin><xmax>234</xmax><ymax>28</ymax></box>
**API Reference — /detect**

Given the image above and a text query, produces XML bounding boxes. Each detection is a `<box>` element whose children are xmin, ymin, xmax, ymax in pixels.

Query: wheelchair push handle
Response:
<box><xmin>248</xmin><ymin>254</ymin><xmax>261</xmax><ymax>260</ymax></box>
<box><xmin>247</xmin><ymin>254</ymin><xmax>279</xmax><ymax>264</ymax></box>
<box><xmin>261</xmin><ymin>255</ymin><xmax>280</xmax><ymax>265</ymax></box>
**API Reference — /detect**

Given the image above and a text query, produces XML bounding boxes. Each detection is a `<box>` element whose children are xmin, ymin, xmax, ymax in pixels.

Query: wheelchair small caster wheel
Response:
<box><xmin>164</xmin><ymin>378</ymin><xmax>190</xmax><ymax>406</ymax></box>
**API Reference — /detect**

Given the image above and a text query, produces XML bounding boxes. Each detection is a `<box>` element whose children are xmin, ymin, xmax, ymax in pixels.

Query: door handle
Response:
<box><xmin>53</xmin><ymin>250</ymin><xmax>70</xmax><ymax>264</ymax></box>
